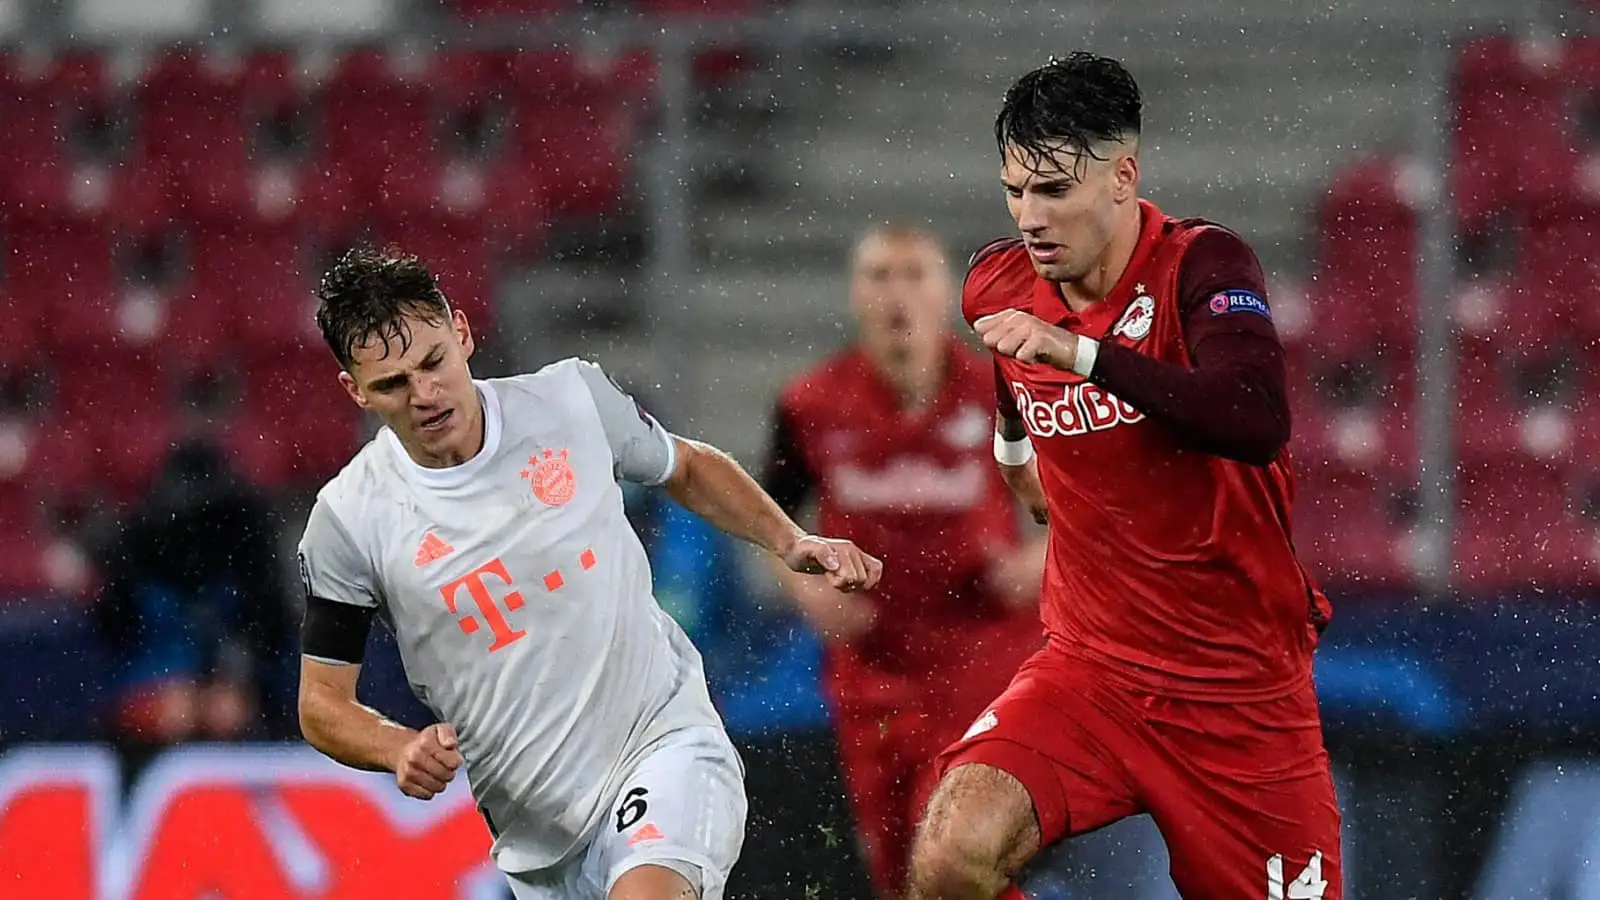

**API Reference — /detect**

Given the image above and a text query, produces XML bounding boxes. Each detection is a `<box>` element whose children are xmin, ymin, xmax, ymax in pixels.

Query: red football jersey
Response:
<box><xmin>964</xmin><ymin>200</ymin><xmax>1330</xmax><ymax>702</ymax></box>
<box><xmin>767</xmin><ymin>338</ymin><xmax>1042</xmax><ymax>706</ymax></box>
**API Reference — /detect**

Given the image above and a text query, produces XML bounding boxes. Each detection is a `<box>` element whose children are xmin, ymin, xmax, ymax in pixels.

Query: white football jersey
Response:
<box><xmin>297</xmin><ymin>358</ymin><xmax>725</xmax><ymax>873</ymax></box>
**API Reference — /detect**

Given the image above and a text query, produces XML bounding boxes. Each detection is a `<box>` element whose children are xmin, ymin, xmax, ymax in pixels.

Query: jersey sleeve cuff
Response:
<box><xmin>1071</xmin><ymin>336</ymin><xmax>1099</xmax><ymax>377</ymax></box>
<box><xmin>994</xmin><ymin>430</ymin><xmax>1035</xmax><ymax>466</ymax></box>
<box><xmin>647</xmin><ymin>429</ymin><xmax>679</xmax><ymax>485</ymax></box>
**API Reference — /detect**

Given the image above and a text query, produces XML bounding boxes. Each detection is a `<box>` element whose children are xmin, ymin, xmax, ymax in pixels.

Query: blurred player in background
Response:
<box><xmin>293</xmin><ymin>247</ymin><xmax>882</xmax><ymax>900</ymax></box>
<box><xmin>764</xmin><ymin>224</ymin><xmax>1046</xmax><ymax>900</ymax></box>
<box><xmin>908</xmin><ymin>53</ymin><xmax>1341</xmax><ymax>900</ymax></box>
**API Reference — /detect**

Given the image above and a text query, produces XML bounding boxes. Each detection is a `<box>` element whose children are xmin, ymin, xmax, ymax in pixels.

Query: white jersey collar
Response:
<box><xmin>383</xmin><ymin>379</ymin><xmax>504</xmax><ymax>489</ymax></box>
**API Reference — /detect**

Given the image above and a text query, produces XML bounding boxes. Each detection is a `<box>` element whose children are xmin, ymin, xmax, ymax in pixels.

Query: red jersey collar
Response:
<box><xmin>1030</xmin><ymin>199</ymin><xmax>1167</xmax><ymax>333</ymax></box>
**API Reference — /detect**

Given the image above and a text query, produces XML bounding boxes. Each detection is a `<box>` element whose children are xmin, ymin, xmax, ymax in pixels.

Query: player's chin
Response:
<box><xmin>1030</xmin><ymin>260</ymin><xmax>1077</xmax><ymax>282</ymax></box>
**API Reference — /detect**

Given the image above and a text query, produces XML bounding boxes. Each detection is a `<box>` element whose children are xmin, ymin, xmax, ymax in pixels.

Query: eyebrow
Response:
<box><xmin>364</xmin><ymin>342</ymin><xmax>446</xmax><ymax>392</ymax></box>
<box><xmin>1005</xmin><ymin>176</ymin><xmax>1076</xmax><ymax>192</ymax></box>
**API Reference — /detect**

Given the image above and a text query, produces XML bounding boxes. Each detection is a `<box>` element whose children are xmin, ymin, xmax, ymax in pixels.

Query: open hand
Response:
<box><xmin>974</xmin><ymin>310</ymin><xmax>1078</xmax><ymax>370</ymax></box>
<box><xmin>782</xmin><ymin>535</ymin><xmax>884</xmax><ymax>592</ymax></box>
<box><xmin>394</xmin><ymin>723</ymin><xmax>463</xmax><ymax>800</ymax></box>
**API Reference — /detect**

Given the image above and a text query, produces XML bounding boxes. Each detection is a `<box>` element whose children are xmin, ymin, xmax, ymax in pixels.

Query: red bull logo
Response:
<box><xmin>0</xmin><ymin>745</ymin><xmax>497</xmax><ymax>899</ymax></box>
<box><xmin>1011</xmin><ymin>381</ymin><xmax>1144</xmax><ymax>439</ymax></box>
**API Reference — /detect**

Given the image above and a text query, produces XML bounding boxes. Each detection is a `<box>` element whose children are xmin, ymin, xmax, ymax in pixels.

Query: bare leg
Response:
<box><xmin>907</xmin><ymin>763</ymin><xmax>1041</xmax><ymax>900</ymax></box>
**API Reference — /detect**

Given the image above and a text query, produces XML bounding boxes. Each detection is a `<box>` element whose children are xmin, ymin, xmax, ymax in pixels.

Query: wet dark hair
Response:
<box><xmin>314</xmin><ymin>245</ymin><xmax>451</xmax><ymax>369</ymax></box>
<box><xmin>995</xmin><ymin>52</ymin><xmax>1142</xmax><ymax>169</ymax></box>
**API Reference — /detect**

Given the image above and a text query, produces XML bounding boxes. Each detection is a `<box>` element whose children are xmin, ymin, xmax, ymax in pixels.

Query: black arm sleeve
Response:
<box><xmin>301</xmin><ymin>596</ymin><xmax>376</xmax><ymax>665</ymax></box>
<box><xmin>760</xmin><ymin>405</ymin><xmax>815</xmax><ymax>518</ymax></box>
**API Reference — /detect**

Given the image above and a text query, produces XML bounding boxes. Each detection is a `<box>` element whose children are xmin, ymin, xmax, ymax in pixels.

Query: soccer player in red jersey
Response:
<box><xmin>763</xmin><ymin>224</ymin><xmax>1046</xmax><ymax>900</ymax></box>
<box><xmin>906</xmin><ymin>53</ymin><xmax>1341</xmax><ymax>900</ymax></box>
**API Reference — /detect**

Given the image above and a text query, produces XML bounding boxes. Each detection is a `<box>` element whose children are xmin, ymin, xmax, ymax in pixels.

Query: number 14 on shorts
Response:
<box><xmin>1267</xmin><ymin>851</ymin><xmax>1326</xmax><ymax>899</ymax></box>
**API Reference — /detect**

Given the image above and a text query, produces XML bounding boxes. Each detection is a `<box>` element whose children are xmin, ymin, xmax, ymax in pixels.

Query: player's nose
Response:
<box><xmin>1015</xmin><ymin>195</ymin><xmax>1048</xmax><ymax>234</ymax></box>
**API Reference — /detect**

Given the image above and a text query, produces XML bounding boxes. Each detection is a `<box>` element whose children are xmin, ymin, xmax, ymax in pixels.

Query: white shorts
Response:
<box><xmin>506</xmin><ymin>726</ymin><xmax>747</xmax><ymax>900</ymax></box>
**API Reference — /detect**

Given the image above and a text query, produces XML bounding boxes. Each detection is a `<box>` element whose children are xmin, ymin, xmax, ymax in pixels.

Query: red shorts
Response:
<box><xmin>936</xmin><ymin>645</ymin><xmax>1342</xmax><ymax>900</ymax></box>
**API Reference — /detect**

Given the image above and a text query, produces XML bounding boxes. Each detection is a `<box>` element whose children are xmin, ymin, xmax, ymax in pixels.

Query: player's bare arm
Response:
<box><xmin>757</xmin><ymin>403</ymin><xmax>880</xmax><ymax>636</ymax></box>
<box><xmin>663</xmin><ymin>436</ymin><xmax>883</xmax><ymax>592</ymax></box>
<box><xmin>297</xmin><ymin>657</ymin><xmax>463</xmax><ymax>799</ymax></box>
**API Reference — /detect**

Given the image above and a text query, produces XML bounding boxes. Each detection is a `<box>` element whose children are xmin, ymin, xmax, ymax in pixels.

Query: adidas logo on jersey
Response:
<box><xmin>414</xmin><ymin>532</ymin><xmax>455</xmax><ymax>568</ymax></box>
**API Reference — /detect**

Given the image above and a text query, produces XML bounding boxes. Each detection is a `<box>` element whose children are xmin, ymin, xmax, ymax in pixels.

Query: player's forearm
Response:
<box><xmin>666</xmin><ymin>439</ymin><xmax>806</xmax><ymax>558</ymax></box>
<box><xmin>299</xmin><ymin>688</ymin><xmax>418</xmax><ymax>774</ymax></box>
<box><xmin>1085</xmin><ymin>335</ymin><xmax>1290</xmax><ymax>465</ymax></box>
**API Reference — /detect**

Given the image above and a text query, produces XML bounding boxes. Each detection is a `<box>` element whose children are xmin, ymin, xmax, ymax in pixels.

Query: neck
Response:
<box><xmin>1059</xmin><ymin>202</ymin><xmax>1143</xmax><ymax>312</ymax></box>
<box><xmin>875</xmin><ymin>344</ymin><xmax>946</xmax><ymax>411</ymax></box>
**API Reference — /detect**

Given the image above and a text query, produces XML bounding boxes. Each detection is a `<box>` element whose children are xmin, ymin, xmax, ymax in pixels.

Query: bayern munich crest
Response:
<box><xmin>521</xmin><ymin>448</ymin><xmax>577</xmax><ymax>507</ymax></box>
<box><xmin>1114</xmin><ymin>288</ymin><xmax>1155</xmax><ymax>341</ymax></box>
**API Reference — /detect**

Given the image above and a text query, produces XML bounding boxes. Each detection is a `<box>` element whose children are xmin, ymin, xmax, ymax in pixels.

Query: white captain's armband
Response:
<box><xmin>993</xmin><ymin>430</ymin><xmax>1035</xmax><ymax>466</ymax></box>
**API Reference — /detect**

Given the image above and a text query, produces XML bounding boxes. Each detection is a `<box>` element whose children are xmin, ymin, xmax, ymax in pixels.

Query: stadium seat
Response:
<box><xmin>316</xmin><ymin>49</ymin><xmax>437</xmax><ymax>218</ymax></box>
<box><xmin>1452</xmin><ymin>36</ymin><xmax>1572</xmax><ymax>228</ymax></box>
<box><xmin>428</xmin><ymin>49</ymin><xmax>515</xmax><ymax>156</ymax></box>
<box><xmin>1307</xmin><ymin>156</ymin><xmax>1420</xmax><ymax>362</ymax></box>
<box><xmin>1292</xmin><ymin>469</ymin><xmax>1416</xmax><ymax>589</ymax></box>
<box><xmin>503</xmin><ymin>50</ymin><xmax>634</xmax><ymax>221</ymax></box>
<box><xmin>9</xmin><ymin>217</ymin><xmax>118</xmax><ymax>352</ymax></box>
<box><xmin>224</xmin><ymin>345</ymin><xmax>361</xmax><ymax>487</ymax></box>
<box><xmin>130</xmin><ymin>49</ymin><xmax>258</xmax><ymax>223</ymax></box>
<box><xmin>188</xmin><ymin>205</ymin><xmax>321</xmax><ymax>354</ymax></box>
<box><xmin>1510</xmin><ymin>173</ymin><xmax>1600</xmax><ymax>344</ymax></box>
<box><xmin>375</xmin><ymin>209</ymin><xmax>496</xmax><ymax>332</ymax></box>
<box><xmin>1453</xmin><ymin>462</ymin><xmax>1589</xmax><ymax>590</ymax></box>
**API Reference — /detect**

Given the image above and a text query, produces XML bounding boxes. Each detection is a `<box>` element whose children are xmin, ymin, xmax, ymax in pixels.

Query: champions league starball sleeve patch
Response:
<box><xmin>1207</xmin><ymin>290</ymin><xmax>1272</xmax><ymax>320</ymax></box>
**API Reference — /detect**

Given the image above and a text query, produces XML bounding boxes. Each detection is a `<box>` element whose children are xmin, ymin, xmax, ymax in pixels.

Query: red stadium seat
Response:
<box><xmin>502</xmin><ymin>50</ymin><xmax>634</xmax><ymax>220</ymax></box>
<box><xmin>1307</xmin><ymin>156</ymin><xmax>1419</xmax><ymax>361</ymax></box>
<box><xmin>224</xmin><ymin>345</ymin><xmax>362</xmax><ymax>487</ymax></box>
<box><xmin>315</xmin><ymin>50</ymin><xmax>438</xmax><ymax>216</ymax></box>
<box><xmin>1452</xmin><ymin>36</ymin><xmax>1573</xmax><ymax>228</ymax></box>
<box><xmin>1453</xmin><ymin>462</ymin><xmax>1590</xmax><ymax>590</ymax></box>
<box><xmin>375</xmin><ymin>209</ymin><xmax>496</xmax><ymax>332</ymax></box>
<box><xmin>189</xmin><ymin>204</ymin><xmax>321</xmax><ymax>354</ymax></box>
<box><xmin>130</xmin><ymin>49</ymin><xmax>255</xmax><ymax>224</ymax></box>
<box><xmin>1292</xmin><ymin>470</ymin><xmax>1416</xmax><ymax>589</ymax></box>
<box><xmin>9</xmin><ymin>217</ymin><xmax>118</xmax><ymax>352</ymax></box>
<box><xmin>1510</xmin><ymin>172</ymin><xmax>1600</xmax><ymax>343</ymax></box>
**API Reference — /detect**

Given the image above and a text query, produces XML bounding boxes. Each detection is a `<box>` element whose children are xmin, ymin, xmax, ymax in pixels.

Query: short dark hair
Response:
<box><xmin>314</xmin><ymin>245</ymin><xmax>451</xmax><ymax>369</ymax></box>
<box><xmin>995</xmin><ymin>52</ymin><xmax>1142</xmax><ymax>168</ymax></box>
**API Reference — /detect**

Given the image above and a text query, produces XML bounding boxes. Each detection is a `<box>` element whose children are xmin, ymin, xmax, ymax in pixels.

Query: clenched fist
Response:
<box><xmin>974</xmin><ymin>310</ymin><xmax>1079</xmax><ymax>370</ymax></box>
<box><xmin>783</xmin><ymin>535</ymin><xmax>884</xmax><ymax>593</ymax></box>
<box><xmin>394</xmin><ymin>723</ymin><xmax>463</xmax><ymax>800</ymax></box>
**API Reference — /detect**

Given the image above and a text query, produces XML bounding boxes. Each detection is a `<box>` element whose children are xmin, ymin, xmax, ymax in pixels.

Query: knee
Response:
<box><xmin>905</xmin><ymin>763</ymin><xmax>1038</xmax><ymax>900</ymax></box>
<box><xmin>908</xmin><ymin>831</ymin><xmax>997</xmax><ymax>899</ymax></box>
<box><xmin>907</xmin><ymin>805</ymin><xmax>1007</xmax><ymax>900</ymax></box>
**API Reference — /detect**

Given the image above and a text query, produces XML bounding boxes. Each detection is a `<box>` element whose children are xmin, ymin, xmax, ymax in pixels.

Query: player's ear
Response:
<box><xmin>1112</xmin><ymin>151</ymin><xmax>1139</xmax><ymax>203</ymax></box>
<box><xmin>337</xmin><ymin>369</ymin><xmax>370</xmax><ymax>410</ymax></box>
<box><xmin>452</xmin><ymin>307</ymin><xmax>475</xmax><ymax>361</ymax></box>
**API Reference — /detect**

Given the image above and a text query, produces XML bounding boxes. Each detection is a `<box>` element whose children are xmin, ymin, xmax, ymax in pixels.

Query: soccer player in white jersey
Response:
<box><xmin>295</xmin><ymin>247</ymin><xmax>884</xmax><ymax>900</ymax></box>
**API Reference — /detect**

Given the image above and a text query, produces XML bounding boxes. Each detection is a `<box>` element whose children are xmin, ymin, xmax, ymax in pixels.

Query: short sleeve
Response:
<box><xmin>574</xmin><ymin>360</ymin><xmax>677</xmax><ymax>485</ymax></box>
<box><xmin>298</xmin><ymin>498</ymin><xmax>382</xmax><ymax>609</ymax></box>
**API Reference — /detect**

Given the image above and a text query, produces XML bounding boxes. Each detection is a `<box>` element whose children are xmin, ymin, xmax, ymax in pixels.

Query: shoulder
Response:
<box><xmin>776</xmin><ymin>350</ymin><xmax>862</xmax><ymax>417</ymax></box>
<box><xmin>487</xmin><ymin>357</ymin><xmax>592</xmax><ymax>397</ymax></box>
<box><xmin>1171</xmin><ymin>220</ymin><xmax>1268</xmax><ymax>312</ymax></box>
<box><xmin>960</xmin><ymin>237</ymin><xmax>1031</xmax><ymax>324</ymax></box>
<box><xmin>485</xmin><ymin>357</ymin><xmax>613</xmax><ymax>422</ymax></box>
<box><xmin>307</xmin><ymin>441</ymin><xmax>390</xmax><ymax>541</ymax></box>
